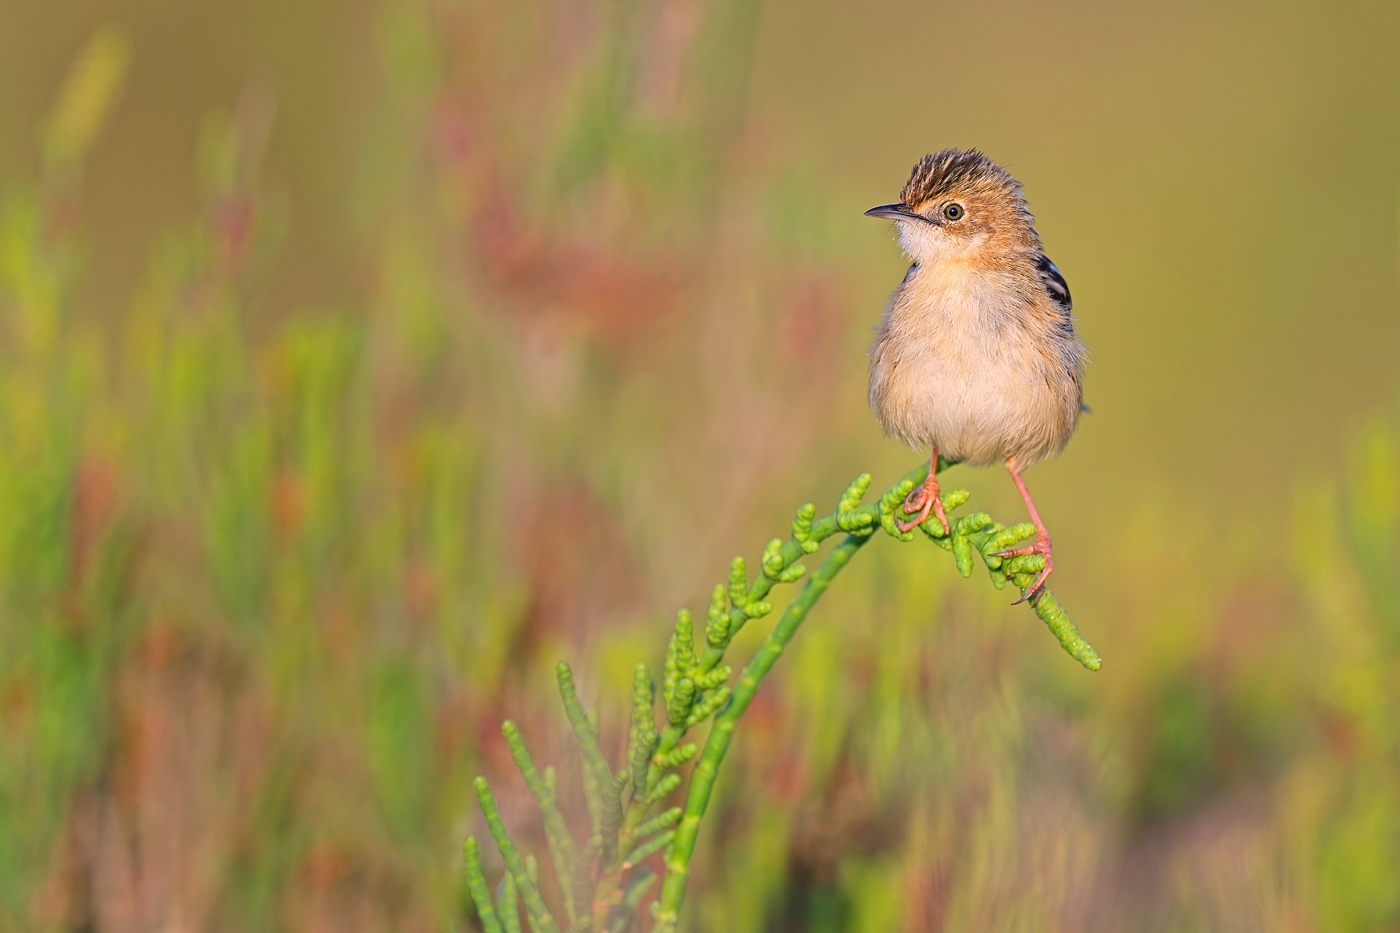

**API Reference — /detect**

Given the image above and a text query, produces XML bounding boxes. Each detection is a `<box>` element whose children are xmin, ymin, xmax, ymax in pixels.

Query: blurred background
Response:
<box><xmin>2</xmin><ymin>0</ymin><xmax>1399</xmax><ymax>930</ymax></box>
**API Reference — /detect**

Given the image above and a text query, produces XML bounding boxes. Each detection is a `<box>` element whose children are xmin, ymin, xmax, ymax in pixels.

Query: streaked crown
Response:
<box><xmin>900</xmin><ymin>148</ymin><xmax>1028</xmax><ymax>220</ymax></box>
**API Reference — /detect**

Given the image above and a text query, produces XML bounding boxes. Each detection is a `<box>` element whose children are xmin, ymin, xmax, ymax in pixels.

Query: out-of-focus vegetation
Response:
<box><xmin>2</xmin><ymin>1</ymin><xmax>1400</xmax><ymax>931</ymax></box>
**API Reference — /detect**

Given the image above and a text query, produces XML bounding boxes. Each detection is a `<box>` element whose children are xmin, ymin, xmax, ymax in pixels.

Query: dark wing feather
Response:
<box><xmin>1034</xmin><ymin>253</ymin><xmax>1072</xmax><ymax>317</ymax></box>
<box><xmin>1036</xmin><ymin>252</ymin><xmax>1089</xmax><ymax>409</ymax></box>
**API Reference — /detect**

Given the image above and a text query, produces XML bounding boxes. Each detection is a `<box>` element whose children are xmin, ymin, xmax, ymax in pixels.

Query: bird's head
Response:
<box><xmin>865</xmin><ymin>148</ymin><xmax>1037</xmax><ymax>265</ymax></box>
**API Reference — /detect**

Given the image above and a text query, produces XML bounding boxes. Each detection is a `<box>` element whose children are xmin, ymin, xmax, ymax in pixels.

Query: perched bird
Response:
<box><xmin>866</xmin><ymin>149</ymin><xmax>1086</xmax><ymax>603</ymax></box>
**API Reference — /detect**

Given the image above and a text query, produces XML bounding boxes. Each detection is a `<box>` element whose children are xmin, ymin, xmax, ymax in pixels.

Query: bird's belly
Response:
<box><xmin>872</xmin><ymin>329</ymin><xmax>1076</xmax><ymax>467</ymax></box>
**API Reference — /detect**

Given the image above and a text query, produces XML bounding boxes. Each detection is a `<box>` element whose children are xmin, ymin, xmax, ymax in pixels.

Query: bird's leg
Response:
<box><xmin>896</xmin><ymin>447</ymin><xmax>949</xmax><ymax>535</ymax></box>
<box><xmin>992</xmin><ymin>461</ymin><xmax>1054</xmax><ymax>605</ymax></box>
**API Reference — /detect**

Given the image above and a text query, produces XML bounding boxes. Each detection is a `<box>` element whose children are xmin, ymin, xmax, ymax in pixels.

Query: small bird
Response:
<box><xmin>866</xmin><ymin>149</ymin><xmax>1086</xmax><ymax>603</ymax></box>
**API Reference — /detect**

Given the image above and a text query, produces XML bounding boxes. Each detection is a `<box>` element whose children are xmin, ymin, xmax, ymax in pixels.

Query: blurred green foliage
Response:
<box><xmin>1</xmin><ymin>4</ymin><xmax>1399</xmax><ymax>933</ymax></box>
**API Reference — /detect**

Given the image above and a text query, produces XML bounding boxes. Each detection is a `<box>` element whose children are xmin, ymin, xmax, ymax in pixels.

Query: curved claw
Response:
<box><xmin>993</xmin><ymin>536</ymin><xmax>1053</xmax><ymax>605</ymax></box>
<box><xmin>896</xmin><ymin>474</ymin><xmax>950</xmax><ymax>536</ymax></box>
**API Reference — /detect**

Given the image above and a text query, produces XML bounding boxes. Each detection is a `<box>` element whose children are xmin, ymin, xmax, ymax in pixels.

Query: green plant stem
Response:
<box><xmin>557</xmin><ymin>664</ymin><xmax>613</xmax><ymax>833</ymax></box>
<box><xmin>653</xmin><ymin>532</ymin><xmax>870</xmax><ymax>930</ymax></box>
<box><xmin>1031</xmin><ymin>587</ymin><xmax>1100</xmax><ymax>671</ymax></box>
<box><xmin>501</xmin><ymin>722</ymin><xmax>580</xmax><ymax>923</ymax></box>
<box><xmin>464</xmin><ymin>837</ymin><xmax>506</xmax><ymax>933</ymax></box>
<box><xmin>474</xmin><ymin>778</ymin><xmax>561</xmax><ymax>933</ymax></box>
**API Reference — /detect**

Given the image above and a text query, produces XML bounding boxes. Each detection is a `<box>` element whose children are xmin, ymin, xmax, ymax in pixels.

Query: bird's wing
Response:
<box><xmin>1037</xmin><ymin>253</ymin><xmax>1087</xmax><ymax>405</ymax></box>
<box><xmin>1033</xmin><ymin>253</ymin><xmax>1072</xmax><ymax>318</ymax></box>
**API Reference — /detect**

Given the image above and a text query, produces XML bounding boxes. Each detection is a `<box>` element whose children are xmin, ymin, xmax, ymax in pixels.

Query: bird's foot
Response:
<box><xmin>993</xmin><ymin>533</ymin><xmax>1053</xmax><ymax>605</ymax></box>
<box><xmin>895</xmin><ymin>473</ymin><xmax>950</xmax><ymax>536</ymax></box>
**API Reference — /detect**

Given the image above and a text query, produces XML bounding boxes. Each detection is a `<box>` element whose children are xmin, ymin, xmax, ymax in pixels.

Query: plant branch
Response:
<box><xmin>473</xmin><ymin>777</ymin><xmax>561</xmax><ymax>933</ymax></box>
<box><xmin>464</xmin><ymin>837</ymin><xmax>507</xmax><ymax>933</ymax></box>
<box><xmin>653</xmin><ymin>531</ymin><xmax>870</xmax><ymax>929</ymax></box>
<box><xmin>465</xmin><ymin>459</ymin><xmax>1099</xmax><ymax>933</ymax></box>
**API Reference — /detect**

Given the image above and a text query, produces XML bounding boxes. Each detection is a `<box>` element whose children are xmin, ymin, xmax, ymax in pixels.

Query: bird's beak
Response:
<box><xmin>864</xmin><ymin>203</ymin><xmax>924</xmax><ymax>222</ymax></box>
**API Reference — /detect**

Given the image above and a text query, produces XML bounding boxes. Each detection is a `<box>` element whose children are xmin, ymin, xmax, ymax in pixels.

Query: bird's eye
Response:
<box><xmin>944</xmin><ymin>203</ymin><xmax>964</xmax><ymax>221</ymax></box>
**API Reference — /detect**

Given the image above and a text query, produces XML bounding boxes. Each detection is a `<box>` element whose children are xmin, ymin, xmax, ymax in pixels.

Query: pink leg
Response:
<box><xmin>992</xmin><ymin>462</ymin><xmax>1054</xmax><ymax>605</ymax></box>
<box><xmin>896</xmin><ymin>448</ymin><xmax>950</xmax><ymax>535</ymax></box>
